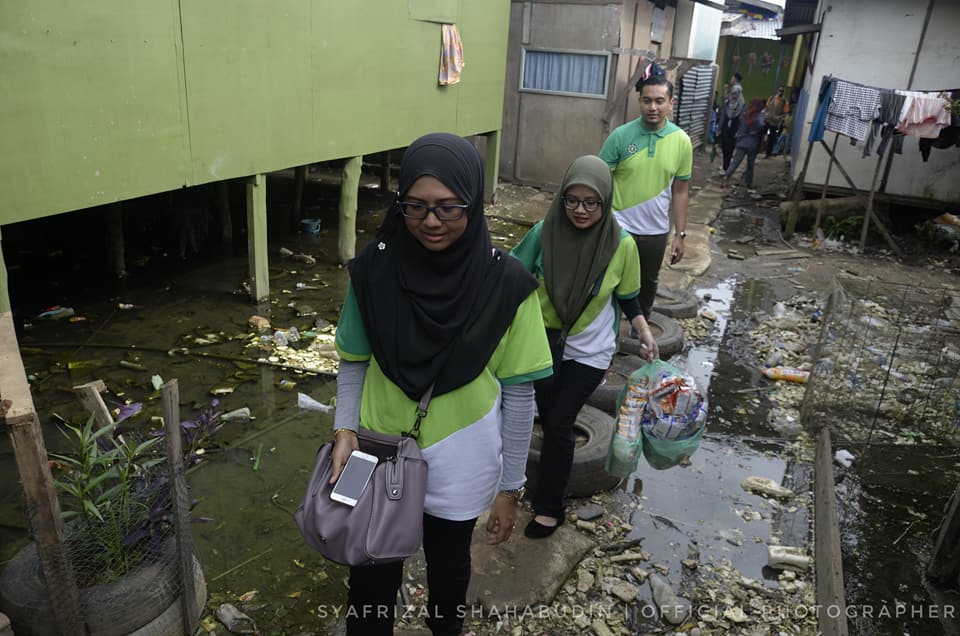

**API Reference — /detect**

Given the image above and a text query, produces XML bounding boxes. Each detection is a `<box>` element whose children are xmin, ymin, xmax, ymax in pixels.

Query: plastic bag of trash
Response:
<box><xmin>605</xmin><ymin>360</ymin><xmax>706</xmax><ymax>474</ymax></box>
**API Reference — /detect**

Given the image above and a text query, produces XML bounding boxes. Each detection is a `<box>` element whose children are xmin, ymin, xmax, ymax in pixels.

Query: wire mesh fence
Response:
<box><xmin>800</xmin><ymin>275</ymin><xmax>960</xmax><ymax>446</ymax></box>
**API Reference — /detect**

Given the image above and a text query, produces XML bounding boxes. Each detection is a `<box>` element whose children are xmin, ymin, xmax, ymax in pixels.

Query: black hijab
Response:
<box><xmin>348</xmin><ymin>133</ymin><xmax>538</xmax><ymax>400</ymax></box>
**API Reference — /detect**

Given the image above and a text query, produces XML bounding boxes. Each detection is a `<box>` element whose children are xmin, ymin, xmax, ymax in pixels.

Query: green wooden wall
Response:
<box><xmin>0</xmin><ymin>0</ymin><xmax>509</xmax><ymax>225</ymax></box>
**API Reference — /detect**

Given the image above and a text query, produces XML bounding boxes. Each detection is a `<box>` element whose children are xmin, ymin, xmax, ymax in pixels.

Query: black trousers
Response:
<box><xmin>765</xmin><ymin>123</ymin><xmax>782</xmax><ymax>156</ymax></box>
<box><xmin>347</xmin><ymin>513</ymin><xmax>478</xmax><ymax>636</ymax></box>
<box><xmin>630</xmin><ymin>232</ymin><xmax>670</xmax><ymax>319</ymax></box>
<box><xmin>720</xmin><ymin>128</ymin><xmax>737</xmax><ymax>170</ymax></box>
<box><xmin>532</xmin><ymin>359</ymin><xmax>606</xmax><ymax>519</ymax></box>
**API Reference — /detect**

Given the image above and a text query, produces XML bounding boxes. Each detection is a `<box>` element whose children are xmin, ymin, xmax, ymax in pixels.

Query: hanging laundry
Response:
<box><xmin>862</xmin><ymin>89</ymin><xmax>906</xmax><ymax>157</ymax></box>
<box><xmin>825</xmin><ymin>80</ymin><xmax>880</xmax><ymax>142</ymax></box>
<box><xmin>438</xmin><ymin>24</ymin><xmax>465</xmax><ymax>86</ymax></box>
<box><xmin>807</xmin><ymin>76</ymin><xmax>835</xmax><ymax>143</ymax></box>
<box><xmin>917</xmin><ymin>89</ymin><xmax>960</xmax><ymax>161</ymax></box>
<box><xmin>896</xmin><ymin>91</ymin><xmax>951</xmax><ymax>138</ymax></box>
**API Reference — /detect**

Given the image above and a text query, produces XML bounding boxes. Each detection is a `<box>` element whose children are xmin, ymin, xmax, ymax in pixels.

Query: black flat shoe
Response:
<box><xmin>524</xmin><ymin>515</ymin><xmax>564</xmax><ymax>539</ymax></box>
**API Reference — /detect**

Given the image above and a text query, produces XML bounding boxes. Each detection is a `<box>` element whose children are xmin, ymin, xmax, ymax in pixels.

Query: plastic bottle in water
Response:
<box><xmin>286</xmin><ymin>326</ymin><xmax>300</xmax><ymax>343</ymax></box>
<box><xmin>273</xmin><ymin>330</ymin><xmax>289</xmax><ymax>347</ymax></box>
<box><xmin>761</xmin><ymin>366</ymin><xmax>810</xmax><ymax>383</ymax></box>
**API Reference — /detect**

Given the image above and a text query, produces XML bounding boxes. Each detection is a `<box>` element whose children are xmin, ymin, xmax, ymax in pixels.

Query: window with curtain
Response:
<box><xmin>520</xmin><ymin>49</ymin><xmax>610</xmax><ymax>98</ymax></box>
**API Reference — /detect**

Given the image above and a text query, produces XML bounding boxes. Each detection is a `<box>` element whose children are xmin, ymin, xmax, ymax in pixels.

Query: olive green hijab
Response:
<box><xmin>542</xmin><ymin>155</ymin><xmax>621</xmax><ymax>332</ymax></box>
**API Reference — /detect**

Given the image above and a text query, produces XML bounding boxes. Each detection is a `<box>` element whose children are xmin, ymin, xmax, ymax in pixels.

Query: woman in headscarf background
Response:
<box><xmin>722</xmin><ymin>97</ymin><xmax>767</xmax><ymax>190</ymax></box>
<box><xmin>717</xmin><ymin>81</ymin><xmax>745</xmax><ymax>171</ymax></box>
<box><xmin>511</xmin><ymin>155</ymin><xmax>658</xmax><ymax>539</ymax></box>
<box><xmin>331</xmin><ymin>132</ymin><xmax>553</xmax><ymax>635</ymax></box>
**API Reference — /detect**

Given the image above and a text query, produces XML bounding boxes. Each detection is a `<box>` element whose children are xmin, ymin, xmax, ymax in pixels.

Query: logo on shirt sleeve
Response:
<box><xmin>627</xmin><ymin>143</ymin><xmax>638</xmax><ymax>155</ymax></box>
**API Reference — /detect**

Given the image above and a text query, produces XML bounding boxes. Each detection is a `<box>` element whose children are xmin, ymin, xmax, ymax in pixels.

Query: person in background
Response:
<box><xmin>774</xmin><ymin>110</ymin><xmax>794</xmax><ymax>156</ymax></box>
<box><xmin>722</xmin><ymin>97</ymin><xmax>766</xmax><ymax>190</ymax></box>
<box><xmin>764</xmin><ymin>85</ymin><xmax>788</xmax><ymax>157</ymax></box>
<box><xmin>331</xmin><ymin>132</ymin><xmax>553</xmax><ymax>635</ymax></box>
<box><xmin>717</xmin><ymin>82</ymin><xmax>745</xmax><ymax>172</ymax></box>
<box><xmin>599</xmin><ymin>72</ymin><xmax>692</xmax><ymax>324</ymax></box>
<box><xmin>511</xmin><ymin>155</ymin><xmax>659</xmax><ymax>539</ymax></box>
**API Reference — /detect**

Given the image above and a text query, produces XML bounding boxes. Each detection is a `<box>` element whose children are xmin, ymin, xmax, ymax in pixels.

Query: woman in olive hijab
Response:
<box><xmin>512</xmin><ymin>155</ymin><xmax>658</xmax><ymax>538</ymax></box>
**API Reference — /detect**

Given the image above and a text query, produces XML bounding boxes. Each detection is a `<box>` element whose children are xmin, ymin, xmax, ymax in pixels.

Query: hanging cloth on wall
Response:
<box><xmin>808</xmin><ymin>76</ymin><xmax>835</xmax><ymax>143</ymax></box>
<box><xmin>862</xmin><ymin>89</ymin><xmax>906</xmax><ymax>157</ymax></box>
<box><xmin>438</xmin><ymin>24</ymin><xmax>465</xmax><ymax>86</ymax></box>
<box><xmin>825</xmin><ymin>79</ymin><xmax>880</xmax><ymax>142</ymax></box>
<box><xmin>896</xmin><ymin>92</ymin><xmax>952</xmax><ymax>138</ymax></box>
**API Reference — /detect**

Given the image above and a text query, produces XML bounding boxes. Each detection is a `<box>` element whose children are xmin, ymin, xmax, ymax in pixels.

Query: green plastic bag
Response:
<box><xmin>604</xmin><ymin>360</ymin><xmax>706</xmax><ymax>476</ymax></box>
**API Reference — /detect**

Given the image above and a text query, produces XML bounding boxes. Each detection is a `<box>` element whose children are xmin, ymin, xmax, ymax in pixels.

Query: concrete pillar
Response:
<box><xmin>246</xmin><ymin>174</ymin><xmax>269</xmax><ymax>302</ymax></box>
<box><xmin>338</xmin><ymin>155</ymin><xmax>363</xmax><ymax>264</ymax></box>
<box><xmin>292</xmin><ymin>165</ymin><xmax>307</xmax><ymax>229</ymax></box>
<box><xmin>483</xmin><ymin>130</ymin><xmax>501</xmax><ymax>204</ymax></box>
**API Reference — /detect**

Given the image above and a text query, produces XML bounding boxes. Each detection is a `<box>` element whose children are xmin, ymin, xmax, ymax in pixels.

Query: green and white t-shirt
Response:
<box><xmin>334</xmin><ymin>284</ymin><xmax>553</xmax><ymax>521</ymax></box>
<box><xmin>511</xmin><ymin>223</ymin><xmax>641</xmax><ymax>370</ymax></box>
<box><xmin>599</xmin><ymin>118</ymin><xmax>692</xmax><ymax>235</ymax></box>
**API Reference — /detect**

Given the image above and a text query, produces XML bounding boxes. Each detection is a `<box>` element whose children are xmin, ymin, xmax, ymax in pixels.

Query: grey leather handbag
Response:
<box><xmin>295</xmin><ymin>388</ymin><xmax>431</xmax><ymax>566</ymax></box>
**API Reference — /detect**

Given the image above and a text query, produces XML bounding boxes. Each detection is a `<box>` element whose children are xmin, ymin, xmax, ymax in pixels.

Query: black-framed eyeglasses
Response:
<box><xmin>561</xmin><ymin>196</ymin><xmax>602</xmax><ymax>213</ymax></box>
<box><xmin>398</xmin><ymin>201</ymin><xmax>470</xmax><ymax>221</ymax></box>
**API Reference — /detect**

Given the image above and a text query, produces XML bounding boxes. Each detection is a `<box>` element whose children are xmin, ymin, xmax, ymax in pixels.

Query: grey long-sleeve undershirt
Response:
<box><xmin>332</xmin><ymin>360</ymin><xmax>535</xmax><ymax>491</ymax></box>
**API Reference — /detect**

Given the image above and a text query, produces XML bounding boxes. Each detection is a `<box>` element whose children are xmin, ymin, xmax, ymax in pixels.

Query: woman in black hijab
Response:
<box><xmin>330</xmin><ymin>133</ymin><xmax>553</xmax><ymax>635</ymax></box>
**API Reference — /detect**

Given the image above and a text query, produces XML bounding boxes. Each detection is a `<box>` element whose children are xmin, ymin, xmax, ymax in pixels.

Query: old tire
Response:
<box><xmin>526</xmin><ymin>404</ymin><xmax>621</xmax><ymax>498</ymax></box>
<box><xmin>653</xmin><ymin>286</ymin><xmax>700</xmax><ymax>318</ymax></box>
<box><xmin>0</xmin><ymin>538</ymin><xmax>203</xmax><ymax>636</ymax></box>
<box><xmin>619</xmin><ymin>311</ymin><xmax>684</xmax><ymax>359</ymax></box>
<box><xmin>586</xmin><ymin>352</ymin><xmax>647</xmax><ymax>413</ymax></box>
<box><xmin>128</xmin><ymin>556</ymin><xmax>207</xmax><ymax>636</ymax></box>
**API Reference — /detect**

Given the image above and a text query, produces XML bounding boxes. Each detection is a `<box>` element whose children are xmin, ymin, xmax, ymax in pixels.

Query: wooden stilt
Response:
<box><xmin>161</xmin><ymin>379</ymin><xmax>200</xmax><ymax>635</ymax></box>
<box><xmin>292</xmin><ymin>165</ymin><xmax>307</xmax><ymax>229</ymax></box>
<box><xmin>338</xmin><ymin>155</ymin><xmax>362</xmax><ymax>264</ymax></box>
<box><xmin>0</xmin><ymin>228</ymin><xmax>10</xmax><ymax>314</ymax></box>
<box><xmin>484</xmin><ymin>130</ymin><xmax>501</xmax><ymax>205</ymax></box>
<box><xmin>217</xmin><ymin>181</ymin><xmax>233</xmax><ymax>244</ymax></box>
<box><xmin>816</xmin><ymin>140</ymin><xmax>902</xmax><ymax>258</ymax></box>
<box><xmin>104</xmin><ymin>202</ymin><xmax>126</xmax><ymax>278</ymax></box>
<box><xmin>813</xmin><ymin>134</ymin><xmax>840</xmax><ymax>239</ymax></box>
<box><xmin>246</xmin><ymin>174</ymin><xmax>269</xmax><ymax>302</ymax></box>
<box><xmin>783</xmin><ymin>131</ymin><xmax>816</xmax><ymax>239</ymax></box>
<box><xmin>380</xmin><ymin>151</ymin><xmax>391</xmax><ymax>192</ymax></box>
<box><xmin>1</xmin><ymin>312</ymin><xmax>85</xmax><ymax>636</ymax></box>
<box><xmin>858</xmin><ymin>148</ymin><xmax>889</xmax><ymax>251</ymax></box>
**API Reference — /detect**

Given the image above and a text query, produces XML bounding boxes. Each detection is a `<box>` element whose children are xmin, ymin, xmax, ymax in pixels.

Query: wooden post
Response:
<box><xmin>816</xmin><ymin>140</ymin><xmax>903</xmax><ymax>258</ymax></box>
<box><xmin>927</xmin><ymin>483</ymin><xmax>960</xmax><ymax>587</ymax></box>
<box><xmin>217</xmin><ymin>181</ymin><xmax>233</xmax><ymax>244</ymax></box>
<box><xmin>161</xmin><ymin>379</ymin><xmax>200</xmax><ymax>635</ymax></box>
<box><xmin>813</xmin><ymin>134</ymin><xmax>840</xmax><ymax>239</ymax></box>
<box><xmin>858</xmin><ymin>149</ymin><xmax>889</xmax><ymax>251</ymax></box>
<box><xmin>483</xmin><ymin>131</ymin><xmax>501</xmax><ymax>205</ymax></box>
<box><xmin>380</xmin><ymin>151</ymin><xmax>392</xmax><ymax>192</ymax></box>
<box><xmin>72</xmin><ymin>380</ymin><xmax>113</xmax><ymax>430</ymax></box>
<box><xmin>338</xmin><ymin>155</ymin><xmax>362</xmax><ymax>264</ymax></box>
<box><xmin>0</xmin><ymin>312</ymin><xmax>85</xmax><ymax>636</ymax></box>
<box><xmin>246</xmin><ymin>174</ymin><xmax>269</xmax><ymax>302</ymax></box>
<box><xmin>0</xmin><ymin>228</ymin><xmax>10</xmax><ymax>314</ymax></box>
<box><xmin>104</xmin><ymin>202</ymin><xmax>126</xmax><ymax>279</ymax></box>
<box><xmin>783</xmin><ymin>131</ymin><xmax>816</xmax><ymax>239</ymax></box>
<box><xmin>292</xmin><ymin>165</ymin><xmax>307</xmax><ymax>229</ymax></box>
<box><xmin>815</xmin><ymin>425</ymin><xmax>848</xmax><ymax>636</ymax></box>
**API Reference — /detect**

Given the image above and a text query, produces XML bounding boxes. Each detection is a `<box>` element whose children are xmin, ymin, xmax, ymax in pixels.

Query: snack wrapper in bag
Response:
<box><xmin>604</xmin><ymin>359</ymin><xmax>707</xmax><ymax>476</ymax></box>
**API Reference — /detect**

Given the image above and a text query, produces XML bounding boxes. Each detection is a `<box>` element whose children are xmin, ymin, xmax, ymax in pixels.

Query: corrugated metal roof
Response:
<box><xmin>720</xmin><ymin>15</ymin><xmax>783</xmax><ymax>40</ymax></box>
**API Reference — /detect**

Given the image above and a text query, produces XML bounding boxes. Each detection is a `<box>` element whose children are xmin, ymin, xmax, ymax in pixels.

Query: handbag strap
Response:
<box><xmin>404</xmin><ymin>381</ymin><xmax>435</xmax><ymax>440</ymax></box>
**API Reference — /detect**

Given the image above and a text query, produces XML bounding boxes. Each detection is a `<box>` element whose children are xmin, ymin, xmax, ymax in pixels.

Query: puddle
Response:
<box><xmin>3</xmin><ymin>178</ymin><xmax>958</xmax><ymax>634</ymax></box>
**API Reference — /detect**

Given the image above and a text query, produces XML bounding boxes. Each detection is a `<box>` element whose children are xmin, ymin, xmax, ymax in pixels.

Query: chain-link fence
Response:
<box><xmin>801</xmin><ymin>275</ymin><xmax>960</xmax><ymax>445</ymax></box>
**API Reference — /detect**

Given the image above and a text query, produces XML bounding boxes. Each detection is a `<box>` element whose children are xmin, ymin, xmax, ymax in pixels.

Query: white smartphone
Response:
<box><xmin>330</xmin><ymin>450</ymin><xmax>379</xmax><ymax>507</ymax></box>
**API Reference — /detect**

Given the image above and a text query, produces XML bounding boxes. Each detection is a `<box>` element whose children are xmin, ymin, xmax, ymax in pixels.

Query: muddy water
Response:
<box><xmin>2</xmin><ymin>177</ymin><xmax>957</xmax><ymax>634</ymax></box>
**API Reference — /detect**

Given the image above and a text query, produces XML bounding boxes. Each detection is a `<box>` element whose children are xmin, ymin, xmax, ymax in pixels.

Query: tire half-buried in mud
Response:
<box><xmin>618</xmin><ymin>311</ymin><xmax>684</xmax><ymax>359</ymax></box>
<box><xmin>526</xmin><ymin>404</ymin><xmax>622</xmax><ymax>498</ymax></box>
<box><xmin>0</xmin><ymin>538</ymin><xmax>206</xmax><ymax>636</ymax></box>
<box><xmin>652</xmin><ymin>285</ymin><xmax>700</xmax><ymax>318</ymax></box>
<box><xmin>586</xmin><ymin>351</ymin><xmax>648</xmax><ymax>413</ymax></box>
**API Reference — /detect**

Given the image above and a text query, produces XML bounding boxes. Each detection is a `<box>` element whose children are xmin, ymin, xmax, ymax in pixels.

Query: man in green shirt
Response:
<box><xmin>599</xmin><ymin>74</ymin><xmax>692</xmax><ymax>322</ymax></box>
